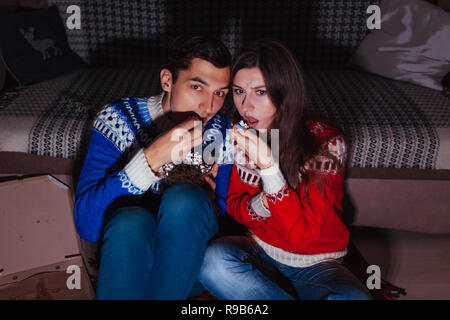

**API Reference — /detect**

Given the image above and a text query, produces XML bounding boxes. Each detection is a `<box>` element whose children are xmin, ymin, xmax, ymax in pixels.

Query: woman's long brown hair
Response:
<box><xmin>231</xmin><ymin>40</ymin><xmax>316</xmax><ymax>191</ymax></box>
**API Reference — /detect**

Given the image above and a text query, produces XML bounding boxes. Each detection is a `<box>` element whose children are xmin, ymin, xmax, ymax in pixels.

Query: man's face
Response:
<box><xmin>161</xmin><ymin>58</ymin><xmax>230</xmax><ymax>124</ymax></box>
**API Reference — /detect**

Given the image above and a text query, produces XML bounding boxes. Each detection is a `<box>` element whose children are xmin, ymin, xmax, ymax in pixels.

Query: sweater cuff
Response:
<box><xmin>250</xmin><ymin>193</ymin><xmax>272</xmax><ymax>218</ymax></box>
<box><xmin>258</xmin><ymin>164</ymin><xmax>287</xmax><ymax>195</ymax></box>
<box><xmin>124</xmin><ymin>148</ymin><xmax>160</xmax><ymax>191</ymax></box>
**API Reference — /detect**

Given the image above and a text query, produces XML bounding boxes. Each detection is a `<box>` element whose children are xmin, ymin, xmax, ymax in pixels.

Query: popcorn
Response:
<box><xmin>155</xmin><ymin>114</ymin><xmax>227</xmax><ymax>192</ymax></box>
<box><xmin>236</xmin><ymin>119</ymin><xmax>250</xmax><ymax>130</ymax></box>
<box><xmin>158</xmin><ymin>151</ymin><xmax>212</xmax><ymax>177</ymax></box>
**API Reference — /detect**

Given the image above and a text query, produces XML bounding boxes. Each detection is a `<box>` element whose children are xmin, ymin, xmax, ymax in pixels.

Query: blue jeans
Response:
<box><xmin>199</xmin><ymin>236</ymin><xmax>372</xmax><ymax>300</ymax></box>
<box><xmin>96</xmin><ymin>183</ymin><xmax>218</xmax><ymax>300</ymax></box>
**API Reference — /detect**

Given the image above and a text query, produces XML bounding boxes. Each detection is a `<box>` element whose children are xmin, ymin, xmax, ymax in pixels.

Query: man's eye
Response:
<box><xmin>215</xmin><ymin>91</ymin><xmax>225</xmax><ymax>97</ymax></box>
<box><xmin>192</xmin><ymin>85</ymin><xmax>201</xmax><ymax>91</ymax></box>
<box><xmin>256</xmin><ymin>89</ymin><xmax>266</xmax><ymax>95</ymax></box>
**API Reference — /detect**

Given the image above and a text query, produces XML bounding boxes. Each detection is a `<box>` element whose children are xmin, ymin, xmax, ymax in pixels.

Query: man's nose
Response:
<box><xmin>199</xmin><ymin>94</ymin><xmax>214</xmax><ymax>117</ymax></box>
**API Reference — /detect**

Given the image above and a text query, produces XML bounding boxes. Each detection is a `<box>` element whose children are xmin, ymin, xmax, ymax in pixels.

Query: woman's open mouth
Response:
<box><xmin>245</xmin><ymin>116</ymin><xmax>259</xmax><ymax>127</ymax></box>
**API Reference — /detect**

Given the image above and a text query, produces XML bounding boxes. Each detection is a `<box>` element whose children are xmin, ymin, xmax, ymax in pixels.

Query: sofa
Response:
<box><xmin>0</xmin><ymin>0</ymin><xmax>449</xmax><ymax>299</ymax></box>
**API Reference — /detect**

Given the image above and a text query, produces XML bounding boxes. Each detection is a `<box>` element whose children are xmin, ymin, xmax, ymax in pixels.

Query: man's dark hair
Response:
<box><xmin>166</xmin><ymin>35</ymin><xmax>231</xmax><ymax>83</ymax></box>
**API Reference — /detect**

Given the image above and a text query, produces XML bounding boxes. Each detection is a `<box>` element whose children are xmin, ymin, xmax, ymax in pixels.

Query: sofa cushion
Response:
<box><xmin>0</xmin><ymin>6</ymin><xmax>85</xmax><ymax>86</ymax></box>
<box><xmin>348</xmin><ymin>0</ymin><xmax>450</xmax><ymax>91</ymax></box>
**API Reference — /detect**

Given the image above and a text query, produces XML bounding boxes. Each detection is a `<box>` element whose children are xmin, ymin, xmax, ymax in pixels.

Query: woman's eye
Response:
<box><xmin>256</xmin><ymin>89</ymin><xmax>266</xmax><ymax>95</ymax></box>
<box><xmin>233</xmin><ymin>88</ymin><xmax>244</xmax><ymax>95</ymax></box>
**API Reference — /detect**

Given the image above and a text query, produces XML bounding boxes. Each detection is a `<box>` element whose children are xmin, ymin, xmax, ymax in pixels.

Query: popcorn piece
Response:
<box><xmin>238</xmin><ymin>120</ymin><xmax>250</xmax><ymax>129</ymax></box>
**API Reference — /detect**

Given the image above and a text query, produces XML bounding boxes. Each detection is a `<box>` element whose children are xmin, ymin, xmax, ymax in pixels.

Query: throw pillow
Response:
<box><xmin>0</xmin><ymin>6</ymin><xmax>85</xmax><ymax>86</ymax></box>
<box><xmin>348</xmin><ymin>0</ymin><xmax>450</xmax><ymax>91</ymax></box>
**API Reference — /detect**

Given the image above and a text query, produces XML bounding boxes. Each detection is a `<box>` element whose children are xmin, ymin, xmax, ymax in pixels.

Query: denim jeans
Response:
<box><xmin>96</xmin><ymin>183</ymin><xmax>218</xmax><ymax>300</ymax></box>
<box><xmin>199</xmin><ymin>236</ymin><xmax>372</xmax><ymax>300</ymax></box>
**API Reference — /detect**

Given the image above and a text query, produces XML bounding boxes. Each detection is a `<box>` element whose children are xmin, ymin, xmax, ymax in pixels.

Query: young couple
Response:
<box><xmin>74</xmin><ymin>35</ymin><xmax>371</xmax><ymax>300</ymax></box>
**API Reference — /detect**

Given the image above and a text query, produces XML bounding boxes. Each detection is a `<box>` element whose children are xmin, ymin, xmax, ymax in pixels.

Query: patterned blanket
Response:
<box><xmin>1</xmin><ymin>68</ymin><xmax>449</xmax><ymax>170</ymax></box>
<box><xmin>305</xmin><ymin>70</ymin><xmax>450</xmax><ymax>170</ymax></box>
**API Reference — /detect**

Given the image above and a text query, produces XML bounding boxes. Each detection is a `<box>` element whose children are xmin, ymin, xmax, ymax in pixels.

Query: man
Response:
<box><xmin>74</xmin><ymin>35</ymin><xmax>233</xmax><ymax>299</ymax></box>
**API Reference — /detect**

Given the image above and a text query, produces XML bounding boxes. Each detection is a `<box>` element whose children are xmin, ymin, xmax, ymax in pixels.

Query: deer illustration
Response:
<box><xmin>19</xmin><ymin>27</ymin><xmax>62</xmax><ymax>61</ymax></box>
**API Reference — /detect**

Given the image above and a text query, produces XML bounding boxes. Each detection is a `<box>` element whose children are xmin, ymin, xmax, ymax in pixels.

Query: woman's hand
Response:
<box><xmin>231</xmin><ymin>125</ymin><xmax>275</xmax><ymax>170</ymax></box>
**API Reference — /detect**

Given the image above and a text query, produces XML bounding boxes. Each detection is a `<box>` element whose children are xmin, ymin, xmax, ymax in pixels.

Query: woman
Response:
<box><xmin>198</xmin><ymin>40</ymin><xmax>372</xmax><ymax>300</ymax></box>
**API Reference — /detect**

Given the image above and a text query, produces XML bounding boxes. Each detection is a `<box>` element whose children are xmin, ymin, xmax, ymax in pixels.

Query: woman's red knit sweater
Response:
<box><xmin>226</xmin><ymin>121</ymin><xmax>350</xmax><ymax>261</ymax></box>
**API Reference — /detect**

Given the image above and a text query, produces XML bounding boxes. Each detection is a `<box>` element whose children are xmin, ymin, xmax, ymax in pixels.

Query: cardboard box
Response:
<box><xmin>0</xmin><ymin>175</ymin><xmax>96</xmax><ymax>299</ymax></box>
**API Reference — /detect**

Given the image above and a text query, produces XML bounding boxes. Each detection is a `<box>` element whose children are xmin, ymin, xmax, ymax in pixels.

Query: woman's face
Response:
<box><xmin>232</xmin><ymin>67</ymin><xmax>277</xmax><ymax>130</ymax></box>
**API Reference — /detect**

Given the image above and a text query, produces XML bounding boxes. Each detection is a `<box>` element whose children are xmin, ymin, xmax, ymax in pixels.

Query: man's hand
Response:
<box><xmin>144</xmin><ymin>117</ymin><xmax>203</xmax><ymax>172</ymax></box>
<box><xmin>203</xmin><ymin>163</ymin><xmax>219</xmax><ymax>200</ymax></box>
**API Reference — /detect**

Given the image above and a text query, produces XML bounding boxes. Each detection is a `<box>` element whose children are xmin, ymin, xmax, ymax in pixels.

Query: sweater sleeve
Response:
<box><xmin>74</xmin><ymin>128</ymin><xmax>160</xmax><ymax>243</ymax></box>
<box><xmin>226</xmin><ymin>165</ymin><xmax>266</xmax><ymax>227</ymax></box>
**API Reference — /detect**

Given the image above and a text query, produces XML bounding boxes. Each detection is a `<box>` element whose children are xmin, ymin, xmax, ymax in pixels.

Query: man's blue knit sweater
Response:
<box><xmin>74</xmin><ymin>93</ymin><xmax>233</xmax><ymax>242</ymax></box>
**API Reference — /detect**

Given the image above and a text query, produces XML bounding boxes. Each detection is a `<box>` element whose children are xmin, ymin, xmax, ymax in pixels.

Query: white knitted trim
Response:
<box><xmin>236</xmin><ymin>164</ymin><xmax>261</xmax><ymax>186</ymax></box>
<box><xmin>250</xmin><ymin>193</ymin><xmax>271</xmax><ymax>218</ymax></box>
<box><xmin>146</xmin><ymin>92</ymin><xmax>175</xmax><ymax>132</ymax></box>
<box><xmin>251</xmin><ymin>234</ymin><xmax>347</xmax><ymax>268</ymax></box>
<box><xmin>147</xmin><ymin>92</ymin><xmax>164</xmax><ymax>119</ymax></box>
<box><xmin>124</xmin><ymin>148</ymin><xmax>160</xmax><ymax>191</ymax></box>
<box><xmin>118</xmin><ymin>171</ymin><xmax>145</xmax><ymax>194</ymax></box>
<box><xmin>258</xmin><ymin>164</ymin><xmax>286</xmax><ymax>195</ymax></box>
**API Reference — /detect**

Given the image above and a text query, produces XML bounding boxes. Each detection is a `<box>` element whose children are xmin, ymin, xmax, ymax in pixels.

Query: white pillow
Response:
<box><xmin>348</xmin><ymin>0</ymin><xmax>450</xmax><ymax>91</ymax></box>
